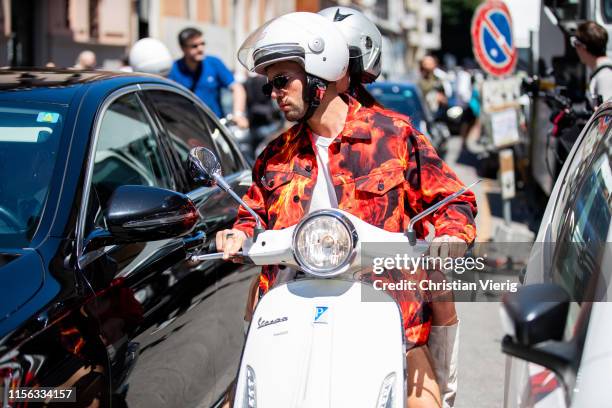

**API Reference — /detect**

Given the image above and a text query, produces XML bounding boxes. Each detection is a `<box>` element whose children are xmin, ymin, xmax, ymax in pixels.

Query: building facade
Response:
<box><xmin>0</xmin><ymin>0</ymin><xmax>440</xmax><ymax>75</ymax></box>
<box><xmin>295</xmin><ymin>0</ymin><xmax>441</xmax><ymax>78</ymax></box>
<box><xmin>0</xmin><ymin>0</ymin><xmax>134</xmax><ymax>68</ymax></box>
<box><xmin>403</xmin><ymin>0</ymin><xmax>442</xmax><ymax>68</ymax></box>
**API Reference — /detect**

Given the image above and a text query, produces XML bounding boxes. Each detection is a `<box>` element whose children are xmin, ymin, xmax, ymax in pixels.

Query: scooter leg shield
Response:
<box><xmin>234</xmin><ymin>279</ymin><xmax>406</xmax><ymax>408</ymax></box>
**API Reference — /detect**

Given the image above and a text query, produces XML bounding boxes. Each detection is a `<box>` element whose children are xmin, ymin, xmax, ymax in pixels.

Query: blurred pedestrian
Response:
<box><xmin>74</xmin><ymin>50</ymin><xmax>96</xmax><ymax>70</ymax></box>
<box><xmin>418</xmin><ymin>55</ymin><xmax>449</xmax><ymax>119</ymax></box>
<box><xmin>572</xmin><ymin>21</ymin><xmax>612</xmax><ymax>102</ymax></box>
<box><xmin>117</xmin><ymin>54</ymin><xmax>133</xmax><ymax>72</ymax></box>
<box><xmin>168</xmin><ymin>27</ymin><xmax>248</xmax><ymax>128</ymax></box>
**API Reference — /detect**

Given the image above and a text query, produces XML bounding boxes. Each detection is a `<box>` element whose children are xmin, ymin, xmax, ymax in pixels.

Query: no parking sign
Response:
<box><xmin>471</xmin><ymin>0</ymin><xmax>517</xmax><ymax>77</ymax></box>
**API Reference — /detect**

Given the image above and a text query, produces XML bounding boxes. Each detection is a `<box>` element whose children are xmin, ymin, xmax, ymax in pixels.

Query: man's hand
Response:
<box><xmin>429</xmin><ymin>235</ymin><xmax>467</xmax><ymax>259</ymax></box>
<box><xmin>216</xmin><ymin>229</ymin><xmax>247</xmax><ymax>260</ymax></box>
<box><xmin>232</xmin><ymin>114</ymin><xmax>249</xmax><ymax>129</ymax></box>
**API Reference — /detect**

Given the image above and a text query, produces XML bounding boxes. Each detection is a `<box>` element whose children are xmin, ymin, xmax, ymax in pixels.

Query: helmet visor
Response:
<box><xmin>237</xmin><ymin>15</ymin><xmax>338</xmax><ymax>74</ymax></box>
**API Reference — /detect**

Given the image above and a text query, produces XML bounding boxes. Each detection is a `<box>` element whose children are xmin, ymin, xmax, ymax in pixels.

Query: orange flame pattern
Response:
<box><xmin>236</xmin><ymin>95</ymin><xmax>477</xmax><ymax>346</ymax></box>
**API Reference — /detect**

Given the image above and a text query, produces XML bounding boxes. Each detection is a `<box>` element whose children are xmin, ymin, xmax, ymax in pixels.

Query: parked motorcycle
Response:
<box><xmin>522</xmin><ymin>76</ymin><xmax>595</xmax><ymax>178</ymax></box>
<box><xmin>186</xmin><ymin>146</ymin><xmax>476</xmax><ymax>408</ymax></box>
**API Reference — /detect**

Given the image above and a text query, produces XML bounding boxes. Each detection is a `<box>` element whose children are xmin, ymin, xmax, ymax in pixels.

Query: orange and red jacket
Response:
<box><xmin>233</xmin><ymin>95</ymin><xmax>477</xmax><ymax>345</ymax></box>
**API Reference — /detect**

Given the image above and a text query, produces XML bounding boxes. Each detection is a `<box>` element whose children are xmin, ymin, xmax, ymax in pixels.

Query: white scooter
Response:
<box><xmin>188</xmin><ymin>147</ymin><xmax>476</xmax><ymax>408</ymax></box>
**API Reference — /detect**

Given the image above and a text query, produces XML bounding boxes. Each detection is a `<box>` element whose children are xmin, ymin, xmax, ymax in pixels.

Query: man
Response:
<box><xmin>218</xmin><ymin>12</ymin><xmax>477</xmax><ymax>407</ymax></box>
<box><xmin>572</xmin><ymin>21</ymin><xmax>612</xmax><ymax>102</ymax></box>
<box><xmin>318</xmin><ymin>7</ymin><xmax>463</xmax><ymax>407</ymax></box>
<box><xmin>419</xmin><ymin>55</ymin><xmax>450</xmax><ymax>119</ymax></box>
<box><xmin>168</xmin><ymin>27</ymin><xmax>248</xmax><ymax>128</ymax></box>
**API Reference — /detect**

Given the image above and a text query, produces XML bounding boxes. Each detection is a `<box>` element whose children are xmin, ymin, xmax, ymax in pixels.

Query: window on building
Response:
<box><xmin>90</xmin><ymin>0</ymin><xmax>99</xmax><ymax>39</ymax></box>
<box><xmin>426</xmin><ymin>18</ymin><xmax>434</xmax><ymax>34</ymax></box>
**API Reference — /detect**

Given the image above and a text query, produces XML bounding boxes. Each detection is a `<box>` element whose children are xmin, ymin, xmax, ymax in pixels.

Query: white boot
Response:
<box><xmin>428</xmin><ymin>321</ymin><xmax>460</xmax><ymax>408</ymax></box>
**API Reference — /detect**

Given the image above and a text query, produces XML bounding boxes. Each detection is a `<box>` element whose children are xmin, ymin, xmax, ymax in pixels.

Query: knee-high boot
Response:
<box><xmin>428</xmin><ymin>321</ymin><xmax>460</xmax><ymax>408</ymax></box>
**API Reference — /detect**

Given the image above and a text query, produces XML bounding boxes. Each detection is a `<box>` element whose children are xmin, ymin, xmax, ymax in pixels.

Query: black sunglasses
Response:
<box><xmin>262</xmin><ymin>74</ymin><xmax>291</xmax><ymax>96</ymax></box>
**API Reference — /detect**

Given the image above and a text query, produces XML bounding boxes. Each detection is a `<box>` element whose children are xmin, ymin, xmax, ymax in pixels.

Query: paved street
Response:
<box><xmin>444</xmin><ymin>135</ymin><xmax>508</xmax><ymax>408</ymax></box>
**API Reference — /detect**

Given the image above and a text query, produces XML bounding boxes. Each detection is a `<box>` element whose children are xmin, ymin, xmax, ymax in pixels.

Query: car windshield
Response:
<box><xmin>0</xmin><ymin>103</ymin><xmax>66</xmax><ymax>248</ymax></box>
<box><xmin>368</xmin><ymin>85</ymin><xmax>426</xmax><ymax>130</ymax></box>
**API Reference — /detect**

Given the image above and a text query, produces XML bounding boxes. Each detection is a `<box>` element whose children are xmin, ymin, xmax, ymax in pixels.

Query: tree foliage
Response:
<box><xmin>440</xmin><ymin>0</ymin><xmax>483</xmax><ymax>63</ymax></box>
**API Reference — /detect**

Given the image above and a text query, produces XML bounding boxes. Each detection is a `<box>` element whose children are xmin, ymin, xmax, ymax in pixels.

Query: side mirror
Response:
<box><xmin>188</xmin><ymin>146</ymin><xmax>266</xmax><ymax>239</ymax></box>
<box><xmin>83</xmin><ymin>185</ymin><xmax>199</xmax><ymax>252</ymax></box>
<box><xmin>500</xmin><ymin>283</ymin><xmax>577</xmax><ymax>389</ymax></box>
<box><xmin>501</xmin><ymin>283</ymin><xmax>569</xmax><ymax>346</ymax></box>
<box><xmin>189</xmin><ymin>146</ymin><xmax>222</xmax><ymax>187</ymax></box>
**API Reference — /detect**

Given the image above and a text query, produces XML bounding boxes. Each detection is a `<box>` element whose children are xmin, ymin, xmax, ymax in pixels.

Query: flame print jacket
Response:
<box><xmin>233</xmin><ymin>95</ymin><xmax>477</xmax><ymax>346</ymax></box>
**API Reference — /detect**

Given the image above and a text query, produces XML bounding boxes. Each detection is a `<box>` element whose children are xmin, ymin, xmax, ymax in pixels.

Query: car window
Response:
<box><xmin>86</xmin><ymin>92</ymin><xmax>171</xmax><ymax>232</ymax></box>
<box><xmin>553</xmin><ymin>152</ymin><xmax>612</xmax><ymax>293</ymax></box>
<box><xmin>550</xmin><ymin>115</ymin><xmax>610</xmax><ymax>238</ymax></box>
<box><xmin>200</xmin><ymin>113</ymin><xmax>240</xmax><ymax>174</ymax></box>
<box><xmin>551</xmin><ymin>121</ymin><xmax>612</xmax><ymax>337</ymax></box>
<box><xmin>145</xmin><ymin>90</ymin><xmax>240</xmax><ymax>191</ymax></box>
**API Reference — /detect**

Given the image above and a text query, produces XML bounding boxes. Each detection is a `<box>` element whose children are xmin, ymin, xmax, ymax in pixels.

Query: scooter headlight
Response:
<box><xmin>293</xmin><ymin>210</ymin><xmax>357</xmax><ymax>277</ymax></box>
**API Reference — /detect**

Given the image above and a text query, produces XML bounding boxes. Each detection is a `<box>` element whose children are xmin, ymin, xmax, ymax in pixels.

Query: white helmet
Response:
<box><xmin>129</xmin><ymin>38</ymin><xmax>173</xmax><ymax>76</ymax></box>
<box><xmin>318</xmin><ymin>6</ymin><xmax>382</xmax><ymax>83</ymax></box>
<box><xmin>237</xmin><ymin>12</ymin><xmax>349</xmax><ymax>82</ymax></box>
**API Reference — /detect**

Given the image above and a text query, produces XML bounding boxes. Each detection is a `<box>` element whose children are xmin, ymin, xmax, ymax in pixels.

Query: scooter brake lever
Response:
<box><xmin>190</xmin><ymin>251</ymin><xmax>246</xmax><ymax>262</ymax></box>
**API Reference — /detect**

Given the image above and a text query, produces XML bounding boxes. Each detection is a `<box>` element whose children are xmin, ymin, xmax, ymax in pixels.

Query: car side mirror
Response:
<box><xmin>501</xmin><ymin>283</ymin><xmax>569</xmax><ymax>346</ymax></box>
<box><xmin>83</xmin><ymin>185</ymin><xmax>199</xmax><ymax>253</ymax></box>
<box><xmin>500</xmin><ymin>283</ymin><xmax>578</xmax><ymax>389</ymax></box>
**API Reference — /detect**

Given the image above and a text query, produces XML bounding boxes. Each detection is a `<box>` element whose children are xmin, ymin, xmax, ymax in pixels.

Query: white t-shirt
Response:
<box><xmin>590</xmin><ymin>58</ymin><xmax>612</xmax><ymax>102</ymax></box>
<box><xmin>308</xmin><ymin>133</ymin><xmax>339</xmax><ymax>212</ymax></box>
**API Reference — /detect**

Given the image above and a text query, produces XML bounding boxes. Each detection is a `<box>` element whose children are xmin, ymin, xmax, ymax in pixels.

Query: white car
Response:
<box><xmin>500</xmin><ymin>101</ymin><xmax>612</xmax><ymax>407</ymax></box>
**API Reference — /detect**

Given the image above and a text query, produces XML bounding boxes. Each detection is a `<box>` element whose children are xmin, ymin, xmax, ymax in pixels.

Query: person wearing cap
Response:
<box><xmin>217</xmin><ymin>11</ymin><xmax>477</xmax><ymax>407</ymax></box>
<box><xmin>572</xmin><ymin>21</ymin><xmax>612</xmax><ymax>102</ymax></box>
<box><xmin>317</xmin><ymin>7</ymin><xmax>466</xmax><ymax>407</ymax></box>
<box><xmin>168</xmin><ymin>27</ymin><xmax>249</xmax><ymax>128</ymax></box>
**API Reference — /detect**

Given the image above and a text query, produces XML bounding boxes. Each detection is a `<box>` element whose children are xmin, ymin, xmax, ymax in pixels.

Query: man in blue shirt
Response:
<box><xmin>169</xmin><ymin>27</ymin><xmax>248</xmax><ymax>128</ymax></box>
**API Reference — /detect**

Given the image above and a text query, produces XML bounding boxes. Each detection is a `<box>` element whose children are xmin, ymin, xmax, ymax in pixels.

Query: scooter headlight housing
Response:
<box><xmin>292</xmin><ymin>210</ymin><xmax>357</xmax><ymax>277</ymax></box>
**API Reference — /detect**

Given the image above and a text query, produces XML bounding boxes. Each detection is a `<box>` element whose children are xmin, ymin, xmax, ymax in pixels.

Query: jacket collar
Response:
<box><xmin>288</xmin><ymin>94</ymin><xmax>370</xmax><ymax>147</ymax></box>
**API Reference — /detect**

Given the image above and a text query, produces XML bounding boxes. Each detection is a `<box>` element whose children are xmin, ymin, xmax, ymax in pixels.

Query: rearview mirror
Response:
<box><xmin>500</xmin><ymin>283</ymin><xmax>578</xmax><ymax>389</ymax></box>
<box><xmin>189</xmin><ymin>146</ymin><xmax>222</xmax><ymax>187</ymax></box>
<box><xmin>83</xmin><ymin>185</ymin><xmax>199</xmax><ymax>253</ymax></box>
<box><xmin>188</xmin><ymin>146</ymin><xmax>265</xmax><ymax>239</ymax></box>
<box><xmin>501</xmin><ymin>283</ymin><xmax>569</xmax><ymax>346</ymax></box>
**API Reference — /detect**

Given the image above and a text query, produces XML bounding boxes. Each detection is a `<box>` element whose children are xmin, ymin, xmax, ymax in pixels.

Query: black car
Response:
<box><xmin>367</xmin><ymin>81</ymin><xmax>450</xmax><ymax>154</ymax></box>
<box><xmin>0</xmin><ymin>70</ymin><xmax>258</xmax><ymax>407</ymax></box>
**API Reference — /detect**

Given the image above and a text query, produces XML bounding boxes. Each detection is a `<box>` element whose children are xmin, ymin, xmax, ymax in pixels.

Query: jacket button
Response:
<box><xmin>378</xmin><ymin>182</ymin><xmax>385</xmax><ymax>191</ymax></box>
<box><xmin>293</xmin><ymin>195</ymin><xmax>300</xmax><ymax>203</ymax></box>
<box><xmin>268</xmin><ymin>180</ymin><xmax>274</xmax><ymax>187</ymax></box>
